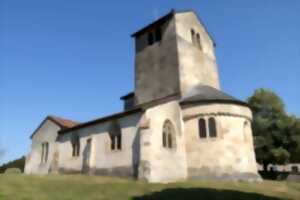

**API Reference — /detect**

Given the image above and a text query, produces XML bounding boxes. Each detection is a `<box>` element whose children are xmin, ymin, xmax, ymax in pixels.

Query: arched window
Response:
<box><xmin>198</xmin><ymin>118</ymin><xmax>207</xmax><ymax>138</ymax></box>
<box><xmin>148</xmin><ymin>32</ymin><xmax>154</xmax><ymax>45</ymax></box>
<box><xmin>162</xmin><ymin>120</ymin><xmax>176</xmax><ymax>149</ymax></box>
<box><xmin>208</xmin><ymin>118</ymin><xmax>217</xmax><ymax>137</ymax></box>
<box><xmin>109</xmin><ymin>121</ymin><xmax>122</xmax><ymax>151</ymax></box>
<box><xmin>155</xmin><ymin>27</ymin><xmax>162</xmax><ymax>42</ymax></box>
<box><xmin>196</xmin><ymin>33</ymin><xmax>202</xmax><ymax>50</ymax></box>
<box><xmin>71</xmin><ymin>134</ymin><xmax>80</xmax><ymax>157</ymax></box>
<box><xmin>191</xmin><ymin>29</ymin><xmax>195</xmax><ymax>45</ymax></box>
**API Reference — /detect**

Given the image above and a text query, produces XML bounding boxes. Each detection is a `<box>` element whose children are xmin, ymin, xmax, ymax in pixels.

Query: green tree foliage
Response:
<box><xmin>0</xmin><ymin>156</ymin><xmax>25</xmax><ymax>173</ymax></box>
<box><xmin>248</xmin><ymin>89</ymin><xmax>300</xmax><ymax>171</ymax></box>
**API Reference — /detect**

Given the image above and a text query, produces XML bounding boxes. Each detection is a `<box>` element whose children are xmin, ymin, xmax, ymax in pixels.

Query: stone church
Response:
<box><xmin>25</xmin><ymin>10</ymin><xmax>261</xmax><ymax>182</ymax></box>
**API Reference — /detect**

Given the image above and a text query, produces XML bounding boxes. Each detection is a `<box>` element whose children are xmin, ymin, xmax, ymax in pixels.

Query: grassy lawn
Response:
<box><xmin>0</xmin><ymin>174</ymin><xmax>299</xmax><ymax>200</ymax></box>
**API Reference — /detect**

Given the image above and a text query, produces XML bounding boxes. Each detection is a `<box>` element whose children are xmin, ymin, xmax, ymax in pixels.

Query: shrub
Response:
<box><xmin>4</xmin><ymin>168</ymin><xmax>22</xmax><ymax>174</ymax></box>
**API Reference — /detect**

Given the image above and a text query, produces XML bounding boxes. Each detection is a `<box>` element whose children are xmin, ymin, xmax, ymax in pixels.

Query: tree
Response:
<box><xmin>0</xmin><ymin>156</ymin><xmax>25</xmax><ymax>173</ymax></box>
<box><xmin>248</xmin><ymin>89</ymin><xmax>300</xmax><ymax>171</ymax></box>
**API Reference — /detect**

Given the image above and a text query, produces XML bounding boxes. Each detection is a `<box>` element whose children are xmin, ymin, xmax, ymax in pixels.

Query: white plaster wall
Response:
<box><xmin>57</xmin><ymin>112</ymin><xmax>143</xmax><ymax>175</ymax></box>
<box><xmin>182</xmin><ymin>103</ymin><xmax>259</xmax><ymax>179</ymax></box>
<box><xmin>25</xmin><ymin>120</ymin><xmax>60</xmax><ymax>174</ymax></box>
<box><xmin>175</xmin><ymin>12</ymin><xmax>220</xmax><ymax>96</ymax></box>
<box><xmin>143</xmin><ymin>100</ymin><xmax>187</xmax><ymax>182</ymax></box>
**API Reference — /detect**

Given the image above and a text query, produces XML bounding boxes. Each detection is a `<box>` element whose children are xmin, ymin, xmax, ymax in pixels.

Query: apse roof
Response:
<box><xmin>180</xmin><ymin>85</ymin><xmax>248</xmax><ymax>106</ymax></box>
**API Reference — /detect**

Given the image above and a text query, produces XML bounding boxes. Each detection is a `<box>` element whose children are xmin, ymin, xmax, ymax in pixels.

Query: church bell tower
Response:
<box><xmin>132</xmin><ymin>10</ymin><xmax>220</xmax><ymax>105</ymax></box>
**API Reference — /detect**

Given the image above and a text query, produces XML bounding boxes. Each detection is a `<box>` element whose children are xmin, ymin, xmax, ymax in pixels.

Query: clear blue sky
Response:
<box><xmin>0</xmin><ymin>0</ymin><xmax>299</xmax><ymax>165</ymax></box>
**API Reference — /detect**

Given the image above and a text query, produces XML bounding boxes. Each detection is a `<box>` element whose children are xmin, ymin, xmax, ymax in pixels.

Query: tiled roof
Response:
<box><xmin>48</xmin><ymin>115</ymin><xmax>80</xmax><ymax>129</ymax></box>
<box><xmin>30</xmin><ymin>115</ymin><xmax>80</xmax><ymax>139</ymax></box>
<box><xmin>180</xmin><ymin>85</ymin><xmax>248</xmax><ymax>106</ymax></box>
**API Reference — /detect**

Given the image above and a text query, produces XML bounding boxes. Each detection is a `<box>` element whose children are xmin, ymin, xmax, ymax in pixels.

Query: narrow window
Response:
<box><xmin>191</xmin><ymin>29</ymin><xmax>196</xmax><ymax>45</ymax></box>
<box><xmin>108</xmin><ymin>121</ymin><xmax>122</xmax><ymax>151</ymax></box>
<box><xmin>148</xmin><ymin>32</ymin><xmax>154</xmax><ymax>45</ymax></box>
<box><xmin>110</xmin><ymin>135</ymin><xmax>116</xmax><ymax>150</ymax></box>
<box><xmin>71</xmin><ymin>134</ymin><xmax>80</xmax><ymax>157</ymax></box>
<box><xmin>117</xmin><ymin>134</ymin><xmax>122</xmax><ymax>150</ymax></box>
<box><xmin>41</xmin><ymin>143</ymin><xmax>44</xmax><ymax>163</ymax></box>
<box><xmin>198</xmin><ymin>118</ymin><xmax>207</xmax><ymax>138</ymax></box>
<box><xmin>162</xmin><ymin>120</ymin><xmax>176</xmax><ymax>149</ymax></box>
<box><xmin>76</xmin><ymin>140</ymin><xmax>80</xmax><ymax>156</ymax></box>
<box><xmin>209</xmin><ymin>118</ymin><xmax>217</xmax><ymax>137</ymax></box>
<box><xmin>196</xmin><ymin>33</ymin><xmax>202</xmax><ymax>50</ymax></box>
<box><xmin>155</xmin><ymin>27</ymin><xmax>162</xmax><ymax>42</ymax></box>
<box><xmin>44</xmin><ymin>143</ymin><xmax>49</xmax><ymax>163</ymax></box>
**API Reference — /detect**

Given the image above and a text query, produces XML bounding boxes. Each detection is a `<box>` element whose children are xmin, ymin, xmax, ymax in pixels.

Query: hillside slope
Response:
<box><xmin>0</xmin><ymin>175</ymin><xmax>299</xmax><ymax>200</ymax></box>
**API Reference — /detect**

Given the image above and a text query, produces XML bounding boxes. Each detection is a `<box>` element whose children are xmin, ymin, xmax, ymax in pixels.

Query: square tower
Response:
<box><xmin>132</xmin><ymin>10</ymin><xmax>220</xmax><ymax>105</ymax></box>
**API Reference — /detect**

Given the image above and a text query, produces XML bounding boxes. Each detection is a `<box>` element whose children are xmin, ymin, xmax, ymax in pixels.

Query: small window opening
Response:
<box><xmin>41</xmin><ymin>142</ymin><xmax>49</xmax><ymax>163</ymax></box>
<box><xmin>148</xmin><ymin>32</ymin><xmax>154</xmax><ymax>45</ymax></box>
<box><xmin>196</xmin><ymin>33</ymin><xmax>202</xmax><ymax>50</ymax></box>
<box><xmin>109</xmin><ymin>121</ymin><xmax>122</xmax><ymax>151</ymax></box>
<box><xmin>71</xmin><ymin>134</ymin><xmax>80</xmax><ymax>157</ymax></box>
<box><xmin>155</xmin><ymin>28</ymin><xmax>162</xmax><ymax>42</ymax></box>
<box><xmin>191</xmin><ymin>29</ymin><xmax>196</xmax><ymax>45</ymax></box>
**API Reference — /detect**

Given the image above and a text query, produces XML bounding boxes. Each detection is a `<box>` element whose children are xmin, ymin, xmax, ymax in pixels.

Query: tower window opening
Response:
<box><xmin>196</xmin><ymin>33</ymin><xmax>202</xmax><ymax>50</ymax></box>
<box><xmin>191</xmin><ymin>29</ymin><xmax>196</xmax><ymax>45</ymax></box>
<box><xmin>155</xmin><ymin>27</ymin><xmax>162</xmax><ymax>42</ymax></box>
<box><xmin>148</xmin><ymin>32</ymin><xmax>154</xmax><ymax>45</ymax></box>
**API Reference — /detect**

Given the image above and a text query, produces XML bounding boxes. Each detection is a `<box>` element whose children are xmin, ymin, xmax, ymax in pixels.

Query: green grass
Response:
<box><xmin>0</xmin><ymin>174</ymin><xmax>299</xmax><ymax>200</ymax></box>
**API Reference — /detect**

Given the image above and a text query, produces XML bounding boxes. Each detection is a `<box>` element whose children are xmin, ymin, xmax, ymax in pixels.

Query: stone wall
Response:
<box><xmin>182</xmin><ymin>103</ymin><xmax>260</xmax><ymax>181</ymax></box>
<box><xmin>134</xmin><ymin>16</ymin><xmax>180</xmax><ymax>105</ymax></box>
<box><xmin>175</xmin><ymin>12</ymin><xmax>220</xmax><ymax>97</ymax></box>
<box><xmin>25</xmin><ymin>120</ymin><xmax>60</xmax><ymax>174</ymax></box>
<box><xmin>139</xmin><ymin>100</ymin><xmax>187</xmax><ymax>182</ymax></box>
<box><xmin>57</xmin><ymin>112</ymin><xmax>143</xmax><ymax>177</ymax></box>
<box><xmin>134</xmin><ymin>12</ymin><xmax>220</xmax><ymax>105</ymax></box>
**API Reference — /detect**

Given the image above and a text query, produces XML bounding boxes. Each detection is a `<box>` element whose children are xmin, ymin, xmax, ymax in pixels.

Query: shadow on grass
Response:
<box><xmin>133</xmin><ymin>188</ymin><xmax>283</xmax><ymax>200</ymax></box>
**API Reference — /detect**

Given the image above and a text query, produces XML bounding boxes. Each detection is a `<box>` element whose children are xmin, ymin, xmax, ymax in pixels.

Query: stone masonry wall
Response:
<box><xmin>134</xmin><ymin>17</ymin><xmax>180</xmax><ymax>105</ymax></box>
<box><xmin>175</xmin><ymin>12</ymin><xmax>220</xmax><ymax>97</ymax></box>
<box><xmin>139</xmin><ymin>100</ymin><xmax>187</xmax><ymax>182</ymax></box>
<box><xmin>182</xmin><ymin>103</ymin><xmax>260</xmax><ymax>181</ymax></box>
